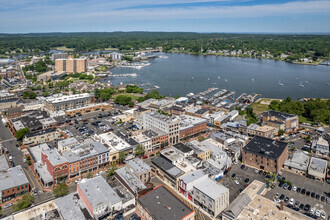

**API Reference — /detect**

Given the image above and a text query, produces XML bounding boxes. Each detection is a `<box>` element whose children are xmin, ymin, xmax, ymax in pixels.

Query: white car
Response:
<box><xmin>4</xmin><ymin>203</ymin><xmax>13</xmax><ymax>208</ymax></box>
<box><xmin>234</xmin><ymin>180</ymin><xmax>239</xmax><ymax>185</ymax></box>
<box><xmin>255</xmin><ymin>169</ymin><xmax>259</xmax><ymax>173</ymax></box>
<box><xmin>315</xmin><ymin>210</ymin><xmax>320</xmax><ymax>217</ymax></box>
<box><xmin>320</xmin><ymin>211</ymin><xmax>326</xmax><ymax>219</ymax></box>
<box><xmin>310</xmin><ymin>208</ymin><xmax>315</xmax><ymax>214</ymax></box>
<box><xmin>292</xmin><ymin>186</ymin><xmax>297</xmax><ymax>192</ymax></box>
<box><xmin>289</xmin><ymin>198</ymin><xmax>294</xmax><ymax>206</ymax></box>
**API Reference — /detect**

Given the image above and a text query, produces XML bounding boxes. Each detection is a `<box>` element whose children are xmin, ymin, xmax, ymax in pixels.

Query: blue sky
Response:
<box><xmin>1</xmin><ymin>0</ymin><xmax>330</xmax><ymax>33</ymax></box>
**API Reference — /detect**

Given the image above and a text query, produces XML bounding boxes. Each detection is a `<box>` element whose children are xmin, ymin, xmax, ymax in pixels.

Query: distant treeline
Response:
<box><xmin>0</xmin><ymin>32</ymin><xmax>329</xmax><ymax>58</ymax></box>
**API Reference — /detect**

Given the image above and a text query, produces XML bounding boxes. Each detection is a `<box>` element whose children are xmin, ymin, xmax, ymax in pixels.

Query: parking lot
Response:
<box><xmin>219</xmin><ymin>163</ymin><xmax>267</xmax><ymax>203</ymax></box>
<box><xmin>265</xmin><ymin>170</ymin><xmax>330</xmax><ymax>219</ymax></box>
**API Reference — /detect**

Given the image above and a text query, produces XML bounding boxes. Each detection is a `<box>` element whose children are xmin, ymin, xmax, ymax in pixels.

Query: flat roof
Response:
<box><xmin>0</xmin><ymin>165</ymin><xmax>29</xmax><ymax>192</ymax></box>
<box><xmin>43</xmin><ymin>149</ymin><xmax>68</xmax><ymax>166</ymax></box>
<box><xmin>262</xmin><ymin>110</ymin><xmax>297</xmax><ymax>120</ymax></box>
<box><xmin>29</xmin><ymin>143</ymin><xmax>50</xmax><ymax>163</ymax></box>
<box><xmin>55</xmin><ymin>193</ymin><xmax>93</xmax><ymax>220</ymax></box>
<box><xmin>193</xmin><ymin>178</ymin><xmax>229</xmax><ymax>200</ymax></box>
<box><xmin>115</xmin><ymin>167</ymin><xmax>147</xmax><ymax>193</ymax></box>
<box><xmin>308</xmin><ymin>157</ymin><xmax>327</xmax><ymax>174</ymax></box>
<box><xmin>178</xmin><ymin>114</ymin><xmax>207</xmax><ymax>130</ymax></box>
<box><xmin>126</xmin><ymin>158</ymin><xmax>151</xmax><ymax>174</ymax></box>
<box><xmin>138</xmin><ymin>185</ymin><xmax>193</xmax><ymax>220</ymax></box>
<box><xmin>58</xmin><ymin>137</ymin><xmax>79</xmax><ymax>147</ymax></box>
<box><xmin>45</xmin><ymin>93</ymin><xmax>92</xmax><ymax>104</ymax></box>
<box><xmin>151</xmin><ymin>157</ymin><xmax>184</xmax><ymax>179</ymax></box>
<box><xmin>173</xmin><ymin>143</ymin><xmax>193</xmax><ymax>153</ymax></box>
<box><xmin>243</xmin><ymin>136</ymin><xmax>287</xmax><ymax>160</ymax></box>
<box><xmin>98</xmin><ymin>132</ymin><xmax>132</xmax><ymax>152</ymax></box>
<box><xmin>180</xmin><ymin>170</ymin><xmax>206</xmax><ymax>184</ymax></box>
<box><xmin>25</xmin><ymin>128</ymin><xmax>57</xmax><ymax>138</ymax></box>
<box><xmin>78</xmin><ymin>176</ymin><xmax>121</xmax><ymax>207</ymax></box>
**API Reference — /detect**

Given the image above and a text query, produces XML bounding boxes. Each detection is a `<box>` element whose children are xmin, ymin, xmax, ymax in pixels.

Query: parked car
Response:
<box><xmin>283</xmin><ymin>183</ymin><xmax>288</xmax><ymax>190</ymax></box>
<box><xmin>280</xmin><ymin>194</ymin><xmax>285</xmax><ymax>200</ymax></box>
<box><xmin>321</xmin><ymin>196</ymin><xmax>325</xmax><ymax>202</ymax></box>
<box><xmin>4</xmin><ymin>203</ymin><xmax>13</xmax><ymax>208</ymax></box>
<box><xmin>304</xmin><ymin>204</ymin><xmax>310</xmax><ymax>212</ymax></box>
<box><xmin>316</xmin><ymin>194</ymin><xmax>320</xmax><ymax>200</ymax></box>
<box><xmin>306</xmin><ymin>191</ymin><xmax>311</xmax><ymax>196</ymax></box>
<box><xmin>234</xmin><ymin>180</ymin><xmax>239</xmax><ymax>185</ymax></box>
<box><xmin>244</xmin><ymin>178</ymin><xmax>249</xmax><ymax>183</ymax></box>
<box><xmin>297</xmin><ymin>187</ymin><xmax>301</xmax><ymax>193</ymax></box>
<box><xmin>34</xmin><ymin>189</ymin><xmax>38</xmax><ymax>196</ymax></box>
<box><xmin>311</xmin><ymin>192</ymin><xmax>315</xmax><ymax>198</ymax></box>
<box><xmin>299</xmin><ymin>204</ymin><xmax>304</xmax><ymax>210</ymax></box>
<box><xmin>232</xmin><ymin>174</ymin><xmax>236</xmax><ymax>178</ymax></box>
<box><xmin>288</xmin><ymin>185</ymin><xmax>292</xmax><ymax>190</ymax></box>
<box><xmin>292</xmin><ymin>186</ymin><xmax>297</xmax><ymax>191</ymax></box>
<box><xmin>301</xmin><ymin>188</ymin><xmax>306</xmax><ymax>195</ymax></box>
<box><xmin>240</xmin><ymin>165</ymin><xmax>245</xmax><ymax>169</ymax></box>
<box><xmin>284</xmin><ymin>197</ymin><xmax>289</xmax><ymax>203</ymax></box>
<box><xmin>289</xmin><ymin>198</ymin><xmax>294</xmax><ymax>206</ymax></box>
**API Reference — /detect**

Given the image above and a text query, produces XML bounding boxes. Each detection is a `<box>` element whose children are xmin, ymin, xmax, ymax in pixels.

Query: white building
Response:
<box><xmin>142</xmin><ymin>111</ymin><xmax>179</xmax><ymax>145</ymax></box>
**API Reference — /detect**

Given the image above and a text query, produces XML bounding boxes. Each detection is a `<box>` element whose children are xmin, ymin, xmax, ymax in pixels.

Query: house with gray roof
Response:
<box><xmin>308</xmin><ymin>157</ymin><xmax>327</xmax><ymax>180</ymax></box>
<box><xmin>284</xmin><ymin>150</ymin><xmax>310</xmax><ymax>175</ymax></box>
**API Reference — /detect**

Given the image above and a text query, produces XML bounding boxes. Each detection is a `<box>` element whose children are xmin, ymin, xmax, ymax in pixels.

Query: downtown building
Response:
<box><xmin>55</xmin><ymin>58</ymin><xmax>87</xmax><ymax>73</ymax></box>
<box><xmin>142</xmin><ymin>111</ymin><xmax>180</xmax><ymax>146</ymax></box>
<box><xmin>43</xmin><ymin>93</ymin><xmax>95</xmax><ymax>112</ymax></box>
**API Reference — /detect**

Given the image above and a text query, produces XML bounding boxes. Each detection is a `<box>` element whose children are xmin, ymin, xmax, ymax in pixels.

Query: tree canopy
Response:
<box><xmin>15</xmin><ymin>128</ymin><xmax>30</xmax><ymax>140</ymax></box>
<box><xmin>53</xmin><ymin>183</ymin><xmax>69</xmax><ymax>198</ymax></box>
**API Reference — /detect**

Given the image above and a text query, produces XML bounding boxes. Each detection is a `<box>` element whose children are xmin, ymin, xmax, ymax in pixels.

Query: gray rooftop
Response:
<box><xmin>115</xmin><ymin>167</ymin><xmax>147</xmax><ymax>193</ymax></box>
<box><xmin>126</xmin><ymin>158</ymin><xmax>151</xmax><ymax>174</ymax></box>
<box><xmin>29</xmin><ymin>143</ymin><xmax>50</xmax><ymax>163</ymax></box>
<box><xmin>160</xmin><ymin>148</ymin><xmax>184</xmax><ymax>162</ymax></box>
<box><xmin>180</xmin><ymin>170</ymin><xmax>206</xmax><ymax>184</ymax></box>
<box><xmin>55</xmin><ymin>193</ymin><xmax>93</xmax><ymax>220</ymax></box>
<box><xmin>35</xmin><ymin>162</ymin><xmax>53</xmax><ymax>184</ymax></box>
<box><xmin>0</xmin><ymin>165</ymin><xmax>29</xmax><ymax>192</ymax></box>
<box><xmin>43</xmin><ymin>149</ymin><xmax>68</xmax><ymax>165</ymax></box>
<box><xmin>138</xmin><ymin>186</ymin><xmax>193</xmax><ymax>220</ymax></box>
<box><xmin>58</xmin><ymin>137</ymin><xmax>78</xmax><ymax>147</ymax></box>
<box><xmin>78</xmin><ymin>176</ymin><xmax>122</xmax><ymax>208</ymax></box>
<box><xmin>151</xmin><ymin>157</ymin><xmax>184</xmax><ymax>179</ymax></box>
<box><xmin>308</xmin><ymin>157</ymin><xmax>327</xmax><ymax>174</ymax></box>
<box><xmin>193</xmin><ymin>178</ymin><xmax>229</xmax><ymax>200</ymax></box>
<box><xmin>284</xmin><ymin>150</ymin><xmax>310</xmax><ymax>171</ymax></box>
<box><xmin>0</xmin><ymin>155</ymin><xmax>9</xmax><ymax>172</ymax></box>
<box><xmin>223</xmin><ymin>193</ymin><xmax>252</xmax><ymax>218</ymax></box>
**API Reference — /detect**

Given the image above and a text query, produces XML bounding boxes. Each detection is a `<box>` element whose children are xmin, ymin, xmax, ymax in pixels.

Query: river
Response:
<box><xmin>105</xmin><ymin>53</ymin><xmax>330</xmax><ymax>99</ymax></box>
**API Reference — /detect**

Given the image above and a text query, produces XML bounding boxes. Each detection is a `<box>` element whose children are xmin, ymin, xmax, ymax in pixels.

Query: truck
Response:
<box><xmin>2</xmin><ymin>118</ymin><xmax>7</xmax><ymax>127</ymax></box>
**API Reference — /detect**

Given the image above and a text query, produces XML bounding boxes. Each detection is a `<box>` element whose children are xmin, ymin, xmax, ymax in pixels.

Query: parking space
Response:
<box><xmin>265</xmin><ymin>170</ymin><xmax>330</xmax><ymax>219</ymax></box>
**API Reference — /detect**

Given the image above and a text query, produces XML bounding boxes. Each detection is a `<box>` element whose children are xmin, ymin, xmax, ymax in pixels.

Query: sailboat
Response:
<box><xmin>224</xmin><ymin>78</ymin><xmax>228</xmax><ymax>82</ymax></box>
<box><xmin>252</xmin><ymin>78</ymin><xmax>255</xmax><ymax>82</ymax></box>
<box><xmin>299</xmin><ymin>81</ymin><xmax>304</xmax><ymax>87</ymax></box>
<box><xmin>208</xmin><ymin>78</ymin><xmax>210</xmax><ymax>80</ymax></box>
<box><xmin>278</xmin><ymin>80</ymin><xmax>284</xmax><ymax>86</ymax></box>
<box><xmin>218</xmin><ymin>76</ymin><xmax>221</xmax><ymax>79</ymax></box>
<box><xmin>192</xmin><ymin>77</ymin><xmax>194</xmax><ymax>80</ymax></box>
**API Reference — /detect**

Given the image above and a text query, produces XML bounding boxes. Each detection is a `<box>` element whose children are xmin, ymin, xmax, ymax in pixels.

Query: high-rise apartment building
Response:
<box><xmin>51</xmin><ymin>53</ymin><xmax>68</xmax><ymax>61</ymax></box>
<box><xmin>55</xmin><ymin>58</ymin><xmax>87</xmax><ymax>73</ymax></box>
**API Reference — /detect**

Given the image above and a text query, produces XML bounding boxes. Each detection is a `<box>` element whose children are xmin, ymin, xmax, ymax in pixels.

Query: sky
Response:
<box><xmin>1</xmin><ymin>0</ymin><xmax>330</xmax><ymax>33</ymax></box>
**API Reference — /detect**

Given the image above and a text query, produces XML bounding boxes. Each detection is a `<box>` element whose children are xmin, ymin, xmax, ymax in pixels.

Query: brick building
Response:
<box><xmin>55</xmin><ymin>58</ymin><xmax>87</xmax><ymax>73</ymax></box>
<box><xmin>242</xmin><ymin>136</ymin><xmax>288</xmax><ymax>173</ymax></box>
<box><xmin>0</xmin><ymin>166</ymin><xmax>30</xmax><ymax>203</ymax></box>
<box><xmin>43</xmin><ymin>93</ymin><xmax>95</xmax><ymax>112</ymax></box>
<box><xmin>179</xmin><ymin>114</ymin><xmax>207</xmax><ymax>139</ymax></box>
<box><xmin>137</xmin><ymin>185</ymin><xmax>195</xmax><ymax>220</ymax></box>
<box><xmin>261</xmin><ymin>110</ymin><xmax>298</xmax><ymax>132</ymax></box>
<box><xmin>41</xmin><ymin>149</ymin><xmax>69</xmax><ymax>183</ymax></box>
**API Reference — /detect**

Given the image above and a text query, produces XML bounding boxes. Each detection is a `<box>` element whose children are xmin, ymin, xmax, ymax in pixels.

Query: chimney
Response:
<box><xmin>280</xmin><ymin>201</ymin><xmax>284</xmax><ymax>211</ymax></box>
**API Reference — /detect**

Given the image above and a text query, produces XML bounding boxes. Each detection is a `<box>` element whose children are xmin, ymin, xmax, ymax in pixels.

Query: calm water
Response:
<box><xmin>107</xmin><ymin>53</ymin><xmax>330</xmax><ymax>99</ymax></box>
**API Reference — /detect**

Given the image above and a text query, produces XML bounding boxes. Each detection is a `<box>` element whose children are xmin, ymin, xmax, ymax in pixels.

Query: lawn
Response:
<box><xmin>112</xmin><ymin>93</ymin><xmax>143</xmax><ymax>100</ymax></box>
<box><xmin>251</xmin><ymin>102</ymin><xmax>269</xmax><ymax>114</ymax></box>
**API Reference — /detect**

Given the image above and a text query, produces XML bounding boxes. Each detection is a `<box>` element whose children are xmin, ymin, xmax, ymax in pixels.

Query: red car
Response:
<box><xmin>244</xmin><ymin>184</ymin><xmax>249</xmax><ymax>188</ymax></box>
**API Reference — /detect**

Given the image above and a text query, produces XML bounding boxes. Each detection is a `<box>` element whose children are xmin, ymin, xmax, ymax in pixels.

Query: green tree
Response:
<box><xmin>134</xmin><ymin>144</ymin><xmax>145</xmax><ymax>157</ymax></box>
<box><xmin>13</xmin><ymin>194</ymin><xmax>35</xmax><ymax>212</ymax></box>
<box><xmin>15</xmin><ymin>128</ymin><xmax>30</xmax><ymax>140</ymax></box>
<box><xmin>41</xmin><ymin>91</ymin><xmax>50</xmax><ymax>97</ymax></box>
<box><xmin>106</xmin><ymin>165</ymin><xmax>118</xmax><ymax>178</ymax></box>
<box><xmin>278</xmin><ymin>129</ymin><xmax>285</xmax><ymax>136</ymax></box>
<box><xmin>22</xmin><ymin>91</ymin><xmax>37</xmax><ymax>99</ymax></box>
<box><xmin>119</xmin><ymin>151</ymin><xmax>126</xmax><ymax>163</ymax></box>
<box><xmin>126</xmin><ymin>85</ymin><xmax>143</xmax><ymax>93</ymax></box>
<box><xmin>269</xmin><ymin>100</ymin><xmax>280</xmax><ymax>111</ymax></box>
<box><xmin>114</xmin><ymin>95</ymin><xmax>132</xmax><ymax>106</ymax></box>
<box><xmin>53</xmin><ymin>183</ymin><xmax>69</xmax><ymax>198</ymax></box>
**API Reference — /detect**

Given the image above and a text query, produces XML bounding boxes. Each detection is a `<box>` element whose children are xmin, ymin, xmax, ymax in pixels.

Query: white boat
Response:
<box><xmin>208</xmin><ymin>78</ymin><xmax>210</xmax><ymax>80</ymax></box>
<box><xmin>224</xmin><ymin>78</ymin><xmax>228</xmax><ymax>82</ymax></box>
<box><xmin>299</xmin><ymin>81</ymin><xmax>304</xmax><ymax>87</ymax></box>
<box><xmin>278</xmin><ymin>80</ymin><xmax>283</xmax><ymax>86</ymax></box>
<box><xmin>192</xmin><ymin>77</ymin><xmax>194</xmax><ymax>80</ymax></box>
<box><xmin>252</xmin><ymin>78</ymin><xmax>255</xmax><ymax>82</ymax></box>
<box><xmin>218</xmin><ymin>76</ymin><xmax>221</xmax><ymax>79</ymax></box>
<box><xmin>305</xmin><ymin>81</ymin><xmax>309</xmax><ymax>83</ymax></box>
